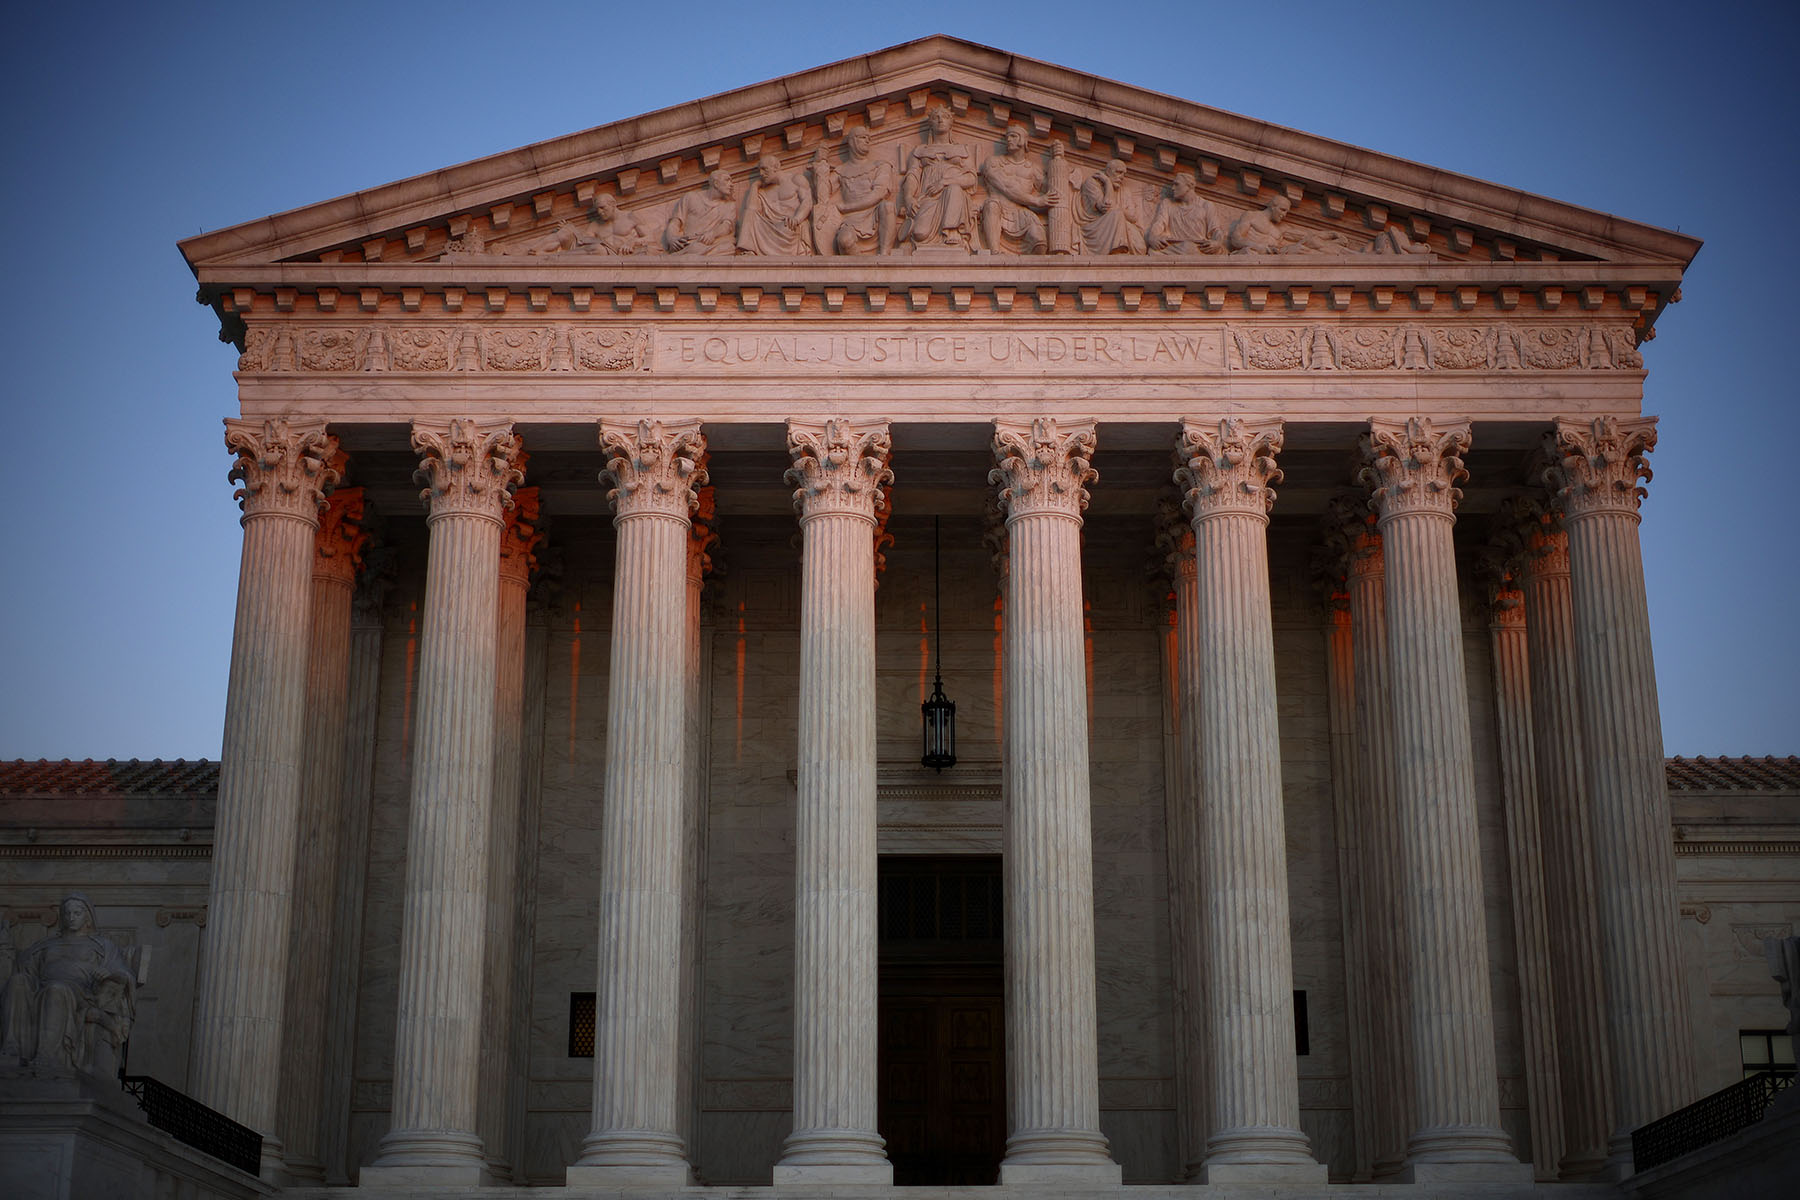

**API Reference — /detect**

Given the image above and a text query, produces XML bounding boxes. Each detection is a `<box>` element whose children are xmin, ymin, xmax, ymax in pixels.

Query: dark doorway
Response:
<box><xmin>877</xmin><ymin>854</ymin><xmax>1005</xmax><ymax>1186</ymax></box>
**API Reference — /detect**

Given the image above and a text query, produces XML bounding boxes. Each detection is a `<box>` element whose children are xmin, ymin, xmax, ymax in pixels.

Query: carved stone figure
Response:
<box><xmin>1146</xmin><ymin>174</ymin><xmax>1224</xmax><ymax>254</ymax></box>
<box><xmin>1076</xmin><ymin>158</ymin><xmax>1148</xmax><ymax>254</ymax></box>
<box><xmin>1368</xmin><ymin>222</ymin><xmax>1434</xmax><ymax>257</ymax></box>
<box><xmin>738</xmin><ymin>155</ymin><xmax>814</xmax><ymax>256</ymax></box>
<box><xmin>525</xmin><ymin>194</ymin><xmax>656</xmax><ymax>255</ymax></box>
<box><xmin>816</xmin><ymin>127</ymin><xmax>896</xmax><ymax>255</ymax></box>
<box><xmin>1</xmin><ymin>895</ymin><xmax>137</xmax><ymax>1073</ymax></box>
<box><xmin>663</xmin><ymin>169</ymin><xmax>739</xmax><ymax>255</ymax></box>
<box><xmin>1766</xmin><ymin>936</ymin><xmax>1800</xmax><ymax>1038</ymax></box>
<box><xmin>979</xmin><ymin>125</ymin><xmax>1057</xmax><ymax>255</ymax></box>
<box><xmin>1229</xmin><ymin>194</ymin><xmax>1355</xmax><ymax>255</ymax></box>
<box><xmin>899</xmin><ymin>105</ymin><xmax>977</xmax><ymax>252</ymax></box>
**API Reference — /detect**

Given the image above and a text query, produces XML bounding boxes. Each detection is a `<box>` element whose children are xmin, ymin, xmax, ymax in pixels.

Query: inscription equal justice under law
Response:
<box><xmin>663</xmin><ymin>327</ymin><xmax>1227</xmax><ymax>373</ymax></box>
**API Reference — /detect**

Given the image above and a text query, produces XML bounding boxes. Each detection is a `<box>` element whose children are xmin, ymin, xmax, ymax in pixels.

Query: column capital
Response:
<box><xmin>499</xmin><ymin>487</ymin><xmax>546</xmax><ymax>586</ymax></box>
<box><xmin>688</xmin><ymin>487</ymin><xmax>721</xmax><ymax>584</ymax></box>
<box><xmin>1497</xmin><ymin>494</ymin><xmax>1571</xmax><ymax>580</ymax></box>
<box><xmin>599</xmin><ymin>418</ymin><xmax>707</xmax><ymax>521</ymax></box>
<box><xmin>1359</xmin><ymin>416</ymin><xmax>1470</xmax><ymax>522</ymax></box>
<box><xmin>412</xmin><ymin>419</ymin><xmax>523</xmax><ymax>522</ymax></box>
<box><xmin>225</xmin><ymin>417</ymin><xmax>339</xmax><ymax>523</ymax></box>
<box><xmin>314</xmin><ymin>487</ymin><xmax>369</xmax><ymax>584</ymax></box>
<box><xmin>991</xmin><ymin>417</ymin><xmax>1097</xmax><ymax>521</ymax></box>
<box><xmin>1547</xmin><ymin>416</ymin><xmax>1657</xmax><ymax>522</ymax></box>
<box><xmin>1153</xmin><ymin>494</ymin><xmax>1197</xmax><ymax>584</ymax></box>
<box><xmin>1175</xmin><ymin>417</ymin><xmax>1284</xmax><ymax>521</ymax></box>
<box><xmin>1473</xmin><ymin>544</ymin><xmax>1527</xmax><ymax>627</ymax></box>
<box><xmin>786</xmin><ymin>418</ymin><xmax>893</xmax><ymax>524</ymax></box>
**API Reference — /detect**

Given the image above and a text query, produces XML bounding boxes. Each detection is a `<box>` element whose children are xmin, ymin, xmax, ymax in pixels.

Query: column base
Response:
<box><xmin>565</xmin><ymin>1161</ymin><xmax>693</xmax><ymax>1188</ymax></box>
<box><xmin>361</xmin><ymin>1127</ymin><xmax>485</xmax><ymax>1187</ymax></box>
<box><xmin>1398</xmin><ymin>1159</ymin><xmax>1534</xmax><ymax>1184</ymax></box>
<box><xmin>1199</xmin><ymin>1159</ymin><xmax>1329</xmax><ymax>1183</ymax></box>
<box><xmin>999</xmin><ymin>1161</ymin><xmax>1123</xmax><ymax>1187</ymax></box>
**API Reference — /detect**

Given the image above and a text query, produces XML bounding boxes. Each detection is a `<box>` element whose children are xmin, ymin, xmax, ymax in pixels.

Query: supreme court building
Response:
<box><xmin>113</xmin><ymin>33</ymin><xmax>1793</xmax><ymax>1197</ymax></box>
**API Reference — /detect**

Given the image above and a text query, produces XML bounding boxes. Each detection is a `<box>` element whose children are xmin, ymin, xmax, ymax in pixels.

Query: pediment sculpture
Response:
<box><xmin>450</xmin><ymin>111</ymin><xmax>1438</xmax><ymax>263</ymax></box>
<box><xmin>1</xmin><ymin>894</ymin><xmax>141</xmax><ymax>1075</ymax></box>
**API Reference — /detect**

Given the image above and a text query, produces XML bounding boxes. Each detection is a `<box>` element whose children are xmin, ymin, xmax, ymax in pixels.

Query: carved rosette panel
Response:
<box><xmin>236</xmin><ymin>324</ymin><xmax>652</xmax><ymax>373</ymax></box>
<box><xmin>1175</xmin><ymin>417</ymin><xmax>1284</xmax><ymax>521</ymax></box>
<box><xmin>1358</xmin><ymin>416</ymin><xmax>1471</xmax><ymax>521</ymax></box>
<box><xmin>1223</xmin><ymin>324</ymin><xmax>1640</xmax><ymax>372</ymax></box>
<box><xmin>314</xmin><ymin>487</ymin><xmax>370</xmax><ymax>583</ymax></box>
<box><xmin>412</xmin><ymin>418</ymin><xmax>524</xmax><ymax>523</ymax></box>
<box><xmin>224</xmin><ymin>417</ymin><xmax>340</xmax><ymax>522</ymax></box>
<box><xmin>1547</xmin><ymin>416</ymin><xmax>1657</xmax><ymax>521</ymax></box>
<box><xmin>499</xmin><ymin>487</ymin><xmax>546</xmax><ymax>585</ymax></box>
<box><xmin>990</xmin><ymin>417</ymin><xmax>1098</xmax><ymax>521</ymax></box>
<box><xmin>785</xmin><ymin>419</ymin><xmax>893</xmax><ymax>525</ymax></box>
<box><xmin>599</xmin><ymin>418</ymin><xmax>708</xmax><ymax>521</ymax></box>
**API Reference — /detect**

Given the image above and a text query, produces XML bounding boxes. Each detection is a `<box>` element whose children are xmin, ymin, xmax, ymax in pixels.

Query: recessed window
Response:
<box><xmin>1740</xmin><ymin>1029</ymin><xmax>1795</xmax><ymax>1079</ymax></box>
<box><xmin>1294</xmin><ymin>990</ymin><xmax>1309</xmax><ymax>1056</ymax></box>
<box><xmin>570</xmin><ymin>992</ymin><xmax>596</xmax><ymax>1057</ymax></box>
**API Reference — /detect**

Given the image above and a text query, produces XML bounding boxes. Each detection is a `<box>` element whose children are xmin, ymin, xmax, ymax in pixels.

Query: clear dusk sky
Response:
<box><xmin>1</xmin><ymin>1</ymin><xmax>1794</xmax><ymax>759</ymax></box>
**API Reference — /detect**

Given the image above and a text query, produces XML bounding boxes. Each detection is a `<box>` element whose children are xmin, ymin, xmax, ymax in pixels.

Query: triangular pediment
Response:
<box><xmin>180</xmin><ymin>35</ymin><xmax>1696</xmax><ymax>275</ymax></box>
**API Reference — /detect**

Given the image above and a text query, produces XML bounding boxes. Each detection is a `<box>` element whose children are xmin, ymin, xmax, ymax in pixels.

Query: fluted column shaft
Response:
<box><xmin>776</xmin><ymin>420</ymin><xmax>893</xmax><ymax>1184</ymax></box>
<box><xmin>1344</xmin><ymin>519</ymin><xmax>1414</xmax><ymax>1177</ymax></box>
<box><xmin>990</xmin><ymin>418</ymin><xmax>1118</xmax><ymax>1184</ymax></box>
<box><xmin>571</xmin><ymin>419</ymin><xmax>706</xmax><ymax>1186</ymax></box>
<box><xmin>477</xmin><ymin>487</ymin><xmax>541</xmax><ymax>1182</ymax></box>
<box><xmin>506</xmin><ymin>593</ymin><xmax>551</xmax><ymax>1178</ymax></box>
<box><xmin>192</xmin><ymin>418</ymin><xmax>338</xmax><ymax>1176</ymax></box>
<box><xmin>1549</xmin><ymin>417</ymin><xmax>1694</xmax><ymax>1157</ymax></box>
<box><xmin>278</xmin><ymin>487</ymin><xmax>367</xmax><ymax>1184</ymax></box>
<box><xmin>678</xmin><ymin>493</ymin><xmax>716</xmax><ymax>1163</ymax></box>
<box><xmin>1177</xmin><ymin>418</ymin><xmax>1321</xmax><ymax>1181</ymax></box>
<box><xmin>322</xmin><ymin>582</ymin><xmax>385</xmax><ymax>1184</ymax></box>
<box><xmin>1360</xmin><ymin>418</ymin><xmax>1517</xmax><ymax>1175</ymax></box>
<box><xmin>1519</xmin><ymin>516</ymin><xmax>1613</xmax><ymax>1176</ymax></box>
<box><xmin>365</xmin><ymin>419</ymin><xmax>522</xmax><ymax>1184</ymax></box>
<box><xmin>1485</xmin><ymin>589</ymin><xmax>1566</xmax><ymax>1179</ymax></box>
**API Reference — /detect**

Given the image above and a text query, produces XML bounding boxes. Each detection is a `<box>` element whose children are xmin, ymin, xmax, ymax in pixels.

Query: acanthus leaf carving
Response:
<box><xmin>411</xmin><ymin>418</ymin><xmax>523</xmax><ymax>522</ymax></box>
<box><xmin>785</xmin><ymin>418</ymin><xmax>893</xmax><ymax>523</ymax></box>
<box><xmin>314</xmin><ymin>486</ymin><xmax>370</xmax><ymax>583</ymax></box>
<box><xmin>1546</xmin><ymin>415</ymin><xmax>1656</xmax><ymax>521</ymax></box>
<box><xmin>1174</xmin><ymin>417</ymin><xmax>1284</xmax><ymax>520</ymax></box>
<box><xmin>990</xmin><ymin>416</ymin><xmax>1097</xmax><ymax>520</ymax></box>
<box><xmin>1358</xmin><ymin>416</ymin><xmax>1471</xmax><ymax>520</ymax></box>
<box><xmin>599</xmin><ymin>418</ymin><xmax>707</xmax><ymax>521</ymax></box>
<box><xmin>224</xmin><ymin>417</ymin><xmax>339</xmax><ymax>522</ymax></box>
<box><xmin>499</xmin><ymin>485</ymin><xmax>546</xmax><ymax>585</ymax></box>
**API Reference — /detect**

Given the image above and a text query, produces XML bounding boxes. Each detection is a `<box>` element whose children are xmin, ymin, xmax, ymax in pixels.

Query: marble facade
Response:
<box><xmin>6</xmin><ymin>34</ymin><xmax>1791</xmax><ymax>1200</ymax></box>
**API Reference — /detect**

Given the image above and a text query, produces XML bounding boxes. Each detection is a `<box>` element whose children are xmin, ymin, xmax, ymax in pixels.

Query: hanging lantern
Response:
<box><xmin>921</xmin><ymin>516</ymin><xmax>957</xmax><ymax>771</ymax></box>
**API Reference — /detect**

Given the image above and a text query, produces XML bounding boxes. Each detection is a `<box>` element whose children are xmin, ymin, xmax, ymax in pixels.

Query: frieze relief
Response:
<box><xmin>403</xmin><ymin>103</ymin><xmax>1501</xmax><ymax>265</ymax></box>
<box><xmin>239</xmin><ymin>324</ymin><xmax>652</xmax><ymax>373</ymax></box>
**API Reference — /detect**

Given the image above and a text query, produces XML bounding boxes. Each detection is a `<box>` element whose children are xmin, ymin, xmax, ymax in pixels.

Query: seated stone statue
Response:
<box><xmin>1076</xmin><ymin>159</ymin><xmax>1147</xmax><ymax>254</ymax></box>
<box><xmin>1</xmin><ymin>894</ymin><xmax>138</xmax><ymax>1073</ymax></box>
<box><xmin>1146</xmin><ymin>174</ymin><xmax>1224</xmax><ymax>255</ymax></box>
<box><xmin>663</xmin><ymin>169</ymin><xmax>740</xmax><ymax>255</ymax></box>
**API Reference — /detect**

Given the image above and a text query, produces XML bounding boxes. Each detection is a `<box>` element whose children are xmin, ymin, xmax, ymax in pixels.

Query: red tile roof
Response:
<box><xmin>1664</xmin><ymin>756</ymin><xmax>1800</xmax><ymax>791</ymax></box>
<box><xmin>0</xmin><ymin>758</ymin><xmax>220</xmax><ymax>796</ymax></box>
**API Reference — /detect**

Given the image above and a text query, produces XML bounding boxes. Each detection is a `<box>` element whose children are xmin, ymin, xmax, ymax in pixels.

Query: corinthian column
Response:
<box><xmin>1479</xmin><ymin>553</ymin><xmax>1565</xmax><ymax>1180</ymax></box>
<box><xmin>277</xmin><ymin>483</ymin><xmax>367</xmax><ymax>1184</ymax></box>
<box><xmin>478</xmin><ymin>484</ymin><xmax>543</xmax><ymax>1182</ymax></box>
<box><xmin>568</xmin><ymin>418</ymin><xmax>706</xmax><ymax>1188</ymax></box>
<box><xmin>775</xmin><ymin>419</ymin><xmax>894</xmax><ymax>1186</ymax></box>
<box><xmin>192</xmin><ymin>418</ymin><xmax>338</xmax><ymax>1178</ymax></box>
<box><xmin>1513</xmin><ymin>498</ymin><xmax>1613</xmax><ymax>1176</ymax></box>
<box><xmin>1336</xmin><ymin>502</ymin><xmax>1414</xmax><ymax>1179</ymax></box>
<box><xmin>1547</xmin><ymin>416</ymin><xmax>1694</xmax><ymax>1162</ymax></box>
<box><xmin>1359</xmin><ymin>418</ymin><xmax>1522</xmax><ymax>1181</ymax></box>
<box><xmin>1175</xmin><ymin>419</ymin><xmax>1323</xmax><ymax>1182</ymax></box>
<box><xmin>363</xmin><ymin>419</ymin><xmax>522</xmax><ymax>1186</ymax></box>
<box><xmin>990</xmin><ymin>417</ymin><xmax>1120</xmax><ymax>1186</ymax></box>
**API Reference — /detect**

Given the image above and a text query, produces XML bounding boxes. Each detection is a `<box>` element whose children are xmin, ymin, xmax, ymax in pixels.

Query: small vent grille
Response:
<box><xmin>879</xmin><ymin>866</ymin><xmax>1002</xmax><ymax>942</ymax></box>
<box><xmin>569</xmin><ymin>991</ymin><xmax>595</xmax><ymax>1057</ymax></box>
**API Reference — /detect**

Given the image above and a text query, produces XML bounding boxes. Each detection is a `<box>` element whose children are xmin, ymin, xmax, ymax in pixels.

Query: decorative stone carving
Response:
<box><xmin>814</xmin><ymin>127</ymin><xmax>897</xmax><ymax>255</ymax></box>
<box><xmin>786</xmin><ymin>419</ymin><xmax>893</xmax><ymax>521</ymax></box>
<box><xmin>664</xmin><ymin>169</ymin><xmax>740</xmax><ymax>255</ymax></box>
<box><xmin>1228</xmin><ymin>194</ymin><xmax>1355</xmax><ymax>255</ymax></box>
<box><xmin>738</xmin><ymin>155</ymin><xmax>815</xmax><ymax>256</ymax></box>
<box><xmin>499</xmin><ymin>487</ymin><xmax>546</xmax><ymax>585</ymax></box>
<box><xmin>900</xmin><ymin>105</ymin><xmax>978</xmax><ymax>252</ymax></box>
<box><xmin>1174</xmin><ymin>418</ymin><xmax>1283</xmax><ymax>518</ymax></box>
<box><xmin>1368</xmin><ymin>223</ymin><xmax>1434</xmax><ymax>256</ymax></box>
<box><xmin>600</xmin><ymin>418</ymin><xmax>708</xmax><ymax>519</ymax></box>
<box><xmin>224</xmin><ymin>417</ymin><xmax>339</xmax><ymax>521</ymax></box>
<box><xmin>1359</xmin><ymin>417</ymin><xmax>1470</xmax><ymax>519</ymax></box>
<box><xmin>1546</xmin><ymin>416</ymin><xmax>1656</xmax><ymax>520</ymax></box>
<box><xmin>1766</xmin><ymin>937</ymin><xmax>1800</xmax><ymax>1038</ymax></box>
<box><xmin>979</xmin><ymin>126</ymin><xmax>1065</xmax><ymax>256</ymax></box>
<box><xmin>240</xmin><ymin>324</ymin><xmax>651</xmax><ymax>373</ymax></box>
<box><xmin>0</xmin><ymin>894</ymin><xmax>137</xmax><ymax>1073</ymax></box>
<box><xmin>315</xmin><ymin>487</ymin><xmax>369</xmax><ymax>584</ymax></box>
<box><xmin>990</xmin><ymin>417</ymin><xmax>1097</xmax><ymax>519</ymax></box>
<box><xmin>1076</xmin><ymin>159</ymin><xmax>1147</xmax><ymax>255</ymax></box>
<box><xmin>524</xmin><ymin>193</ymin><xmax>658</xmax><ymax>256</ymax></box>
<box><xmin>1147</xmin><ymin>174</ymin><xmax>1225</xmax><ymax>254</ymax></box>
<box><xmin>412</xmin><ymin>418</ymin><xmax>524</xmax><ymax>521</ymax></box>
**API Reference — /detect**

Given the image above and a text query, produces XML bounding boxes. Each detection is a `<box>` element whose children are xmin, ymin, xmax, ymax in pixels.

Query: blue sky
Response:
<box><xmin>2</xmin><ymin>1</ymin><xmax>1794</xmax><ymax>758</ymax></box>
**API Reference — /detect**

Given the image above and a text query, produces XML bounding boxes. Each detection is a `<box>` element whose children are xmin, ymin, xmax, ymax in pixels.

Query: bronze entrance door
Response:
<box><xmin>877</xmin><ymin>855</ymin><xmax>1005</xmax><ymax>1185</ymax></box>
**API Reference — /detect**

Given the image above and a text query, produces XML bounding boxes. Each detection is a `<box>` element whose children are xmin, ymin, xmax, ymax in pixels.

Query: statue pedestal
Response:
<box><xmin>0</xmin><ymin>1069</ymin><xmax>269</xmax><ymax>1200</ymax></box>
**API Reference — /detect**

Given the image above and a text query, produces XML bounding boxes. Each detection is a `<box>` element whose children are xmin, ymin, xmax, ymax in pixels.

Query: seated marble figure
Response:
<box><xmin>1</xmin><ymin>893</ymin><xmax>138</xmax><ymax>1074</ymax></box>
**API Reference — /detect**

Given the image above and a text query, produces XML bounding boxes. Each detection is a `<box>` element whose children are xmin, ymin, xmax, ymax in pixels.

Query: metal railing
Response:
<box><xmin>118</xmin><ymin>1042</ymin><xmax>262</xmax><ymax>1177</ymax></box>
<box><xmin>1631</xmin><ymin>1070</ymin><xmax>1794</xmax><ymax>1172</ymax></box>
